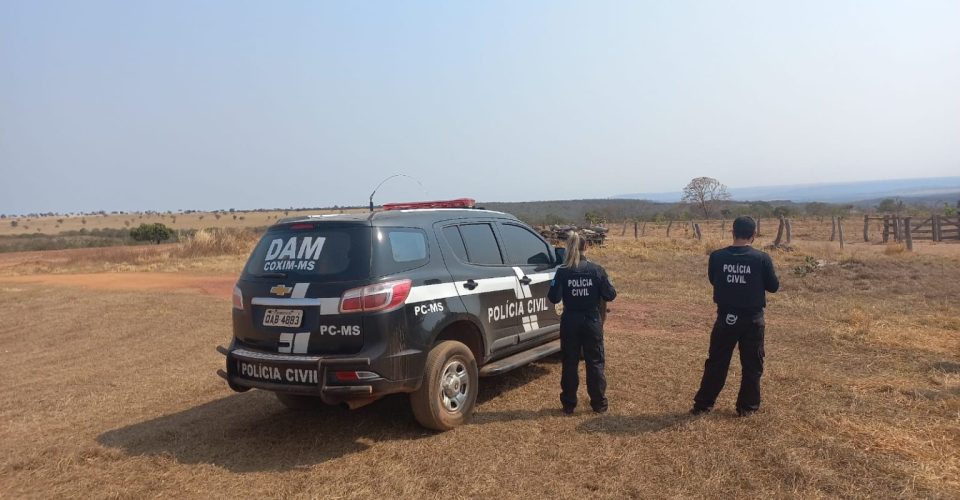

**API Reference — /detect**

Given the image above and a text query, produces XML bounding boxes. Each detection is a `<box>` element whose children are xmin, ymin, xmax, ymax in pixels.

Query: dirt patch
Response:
<box><xmin>0</xmin><ymin>272</ymin><xmax>235</xmax><ymax>299</ymax></box>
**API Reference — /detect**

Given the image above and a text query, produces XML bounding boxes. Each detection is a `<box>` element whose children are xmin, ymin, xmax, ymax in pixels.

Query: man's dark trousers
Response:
<box><xmin>693</xmin><ymin>311</ymin><xmax>765</xmax><ymax>412</ymax></box>
<box><xmin>560</xmin><ymin>311</ymin><xmax>607</xmax><ymax>410</ymax></box>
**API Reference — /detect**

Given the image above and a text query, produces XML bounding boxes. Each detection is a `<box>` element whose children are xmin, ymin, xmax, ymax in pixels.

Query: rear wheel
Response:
<box><xmin>274</xmin><ymin>393</ymin><xmax>325</xmax><ymax>410</ymax></box>
<box><xmin>410</xmin><ymin>341</ymin><xmax>478</xmax><ymax>431</ymax></box>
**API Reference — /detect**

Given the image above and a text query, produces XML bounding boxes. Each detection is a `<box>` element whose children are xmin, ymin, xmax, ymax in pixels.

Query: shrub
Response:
<box><xmin>173</xmin><ymin>228</ymin><xmax>259</xmax><ymax>258</ymax></box>
<box><xmin>130</xmin><ymin>223</ymin><xmax>174</xmax><ymax>244</ymax></box>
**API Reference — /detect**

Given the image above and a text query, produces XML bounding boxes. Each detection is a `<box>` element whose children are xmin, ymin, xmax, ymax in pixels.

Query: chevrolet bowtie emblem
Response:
<box><xmin>270</xmin><ymin>284</ymin><xmax>293</xmax><ymax>296</ymax></box>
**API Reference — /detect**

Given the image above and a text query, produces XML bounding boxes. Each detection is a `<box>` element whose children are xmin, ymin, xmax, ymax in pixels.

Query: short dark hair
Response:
<box><xmin>732</xmin><ymin>216</ymin><xmax>757</xmax><ymax>239</ymax></box>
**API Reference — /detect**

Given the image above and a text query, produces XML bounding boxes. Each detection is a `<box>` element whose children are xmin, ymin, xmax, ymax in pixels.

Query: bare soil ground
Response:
<box><xmin>0</xmin><ymin>237</ymin><xmax>957</xmax><ymax>498</ymax></box>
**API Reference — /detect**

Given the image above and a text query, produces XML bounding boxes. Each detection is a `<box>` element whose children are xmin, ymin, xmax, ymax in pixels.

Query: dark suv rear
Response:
<box><xmin>218</xmin><ymin>202</ymin><xmax>565</xmax><ymax>430</ymax></box>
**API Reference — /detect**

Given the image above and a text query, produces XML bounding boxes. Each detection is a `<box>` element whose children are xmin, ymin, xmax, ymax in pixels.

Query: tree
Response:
<box><xmin>130</xmin><ymin>223</ymin><xmax>174</xmax><ymax>244</ymax></box>
<box><xmin>584</xmin><ymin>211</ymin><xmax>606</xmax><ymax>226</ymax></box>
<box><xmin>10</xmin><ymin>220</ymin><xmax>18</xmax><ymax>227</ymax></box>
<box><xmin>876</xmin><ymin>198</ymin><xmax>903</xmax><ymax>214</ymax></box>
<box><xmin>773</xmin><ymin>206</ymin><xmax>791</xmax><ymax>218</ymax></box>
<box><xmin>543</xmin><ymin>213</ymin><xmax>564</xmax><ymax>226</ymax></box>
<box><xmin>681</xmin><ymin>177</ymin><xmax>731</xmax><ymax>218</ymax></box>
<box><xmin>805</xmin><ymin>202</ymin><xmax>830</xmax><ymax>221</ymax></box>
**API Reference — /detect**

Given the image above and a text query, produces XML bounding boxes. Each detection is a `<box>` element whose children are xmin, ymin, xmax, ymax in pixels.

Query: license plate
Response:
<box><xmin>263</xmin><ymin>309</ymin><xmax>303</xmax><ymax>327</ymax></box>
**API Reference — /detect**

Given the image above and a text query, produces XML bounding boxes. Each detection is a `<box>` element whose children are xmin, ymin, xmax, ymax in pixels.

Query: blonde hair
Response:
<box><xmin>562</xmin><ymin>231</ymin><xmax>588</xmax><ymax>269</ymax></box>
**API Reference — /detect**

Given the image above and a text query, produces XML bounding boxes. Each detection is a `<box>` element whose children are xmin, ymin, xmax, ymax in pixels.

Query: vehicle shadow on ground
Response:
<box><xmin>576</xmin><ymin>412</ymin><xmax>694</xmax><ymax>435</ymax></box>
<box><xmin>477</xmin><ymin>362</ymin><xmax>554</xmax><ymax>404</ymax></box>
<box><xmin>98</xmin><ymin>362</ymin><xmax>554</xmax><ymax>473</ymax></box>
<box><xmin>98</xmin><ymin>391</ymin><xmax>428</xmax><ymax>473</ymax></box>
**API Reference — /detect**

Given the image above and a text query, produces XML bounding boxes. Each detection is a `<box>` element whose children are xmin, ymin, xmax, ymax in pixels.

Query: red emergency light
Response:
<box><xmin>382</xmin><ymin>198</ymin><xmax>476</xmax><ymax>211</ymax></box>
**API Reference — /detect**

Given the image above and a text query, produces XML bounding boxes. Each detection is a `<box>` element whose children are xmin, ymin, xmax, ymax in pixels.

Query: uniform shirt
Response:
<box><xmin>548</xmin><ymin>258</ymin><xmax>617</xmax><ymax>312</ymax></box>
<box><xmin>708</xmin><ymin>245</ymin><xmax>779</xmax><ymax>313</ymax></box>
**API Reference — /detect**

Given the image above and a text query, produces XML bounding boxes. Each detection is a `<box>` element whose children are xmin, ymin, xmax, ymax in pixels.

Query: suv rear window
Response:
<box><xmin>243</xmin><ymin>226</ymin><xmax>371</xmax><ymax>280</ymax></box>
<box><xmin>243</xmin><ymin>225</ymin><xmax>431</xmax><ymax>281</ymax></box>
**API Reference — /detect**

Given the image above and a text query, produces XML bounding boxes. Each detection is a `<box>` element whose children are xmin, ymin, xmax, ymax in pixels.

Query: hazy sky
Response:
<box><xmin>2</xmin><ymin>1</ymin><xmax>958</xmax><ymax>214</ymax></box>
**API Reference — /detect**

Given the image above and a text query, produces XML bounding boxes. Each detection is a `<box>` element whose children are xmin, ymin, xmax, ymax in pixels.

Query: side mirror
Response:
<box><xmin>554</xmin><ymin>247</ymin><xmax>566</xmax><ymax>266</ymax></box>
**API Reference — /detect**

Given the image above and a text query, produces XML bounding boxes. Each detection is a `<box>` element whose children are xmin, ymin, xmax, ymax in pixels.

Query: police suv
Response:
<box><xmin>218</xmin><ymin>198</ymin><xmax>566</xmax><ymax>430</ymax></box>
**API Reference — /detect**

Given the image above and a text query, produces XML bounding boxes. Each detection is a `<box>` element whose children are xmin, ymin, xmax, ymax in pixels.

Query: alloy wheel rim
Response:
<box><xmin>439</xmin><ymin>359</ymin><xmax>469</xmax><ymax>413</ymax></box>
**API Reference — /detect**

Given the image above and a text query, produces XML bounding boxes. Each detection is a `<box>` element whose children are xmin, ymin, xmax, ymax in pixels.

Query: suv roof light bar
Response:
<box><xmin>382</xmin><ymin>198</ymin><xmax>476</xmax><ymax>211</ymax></box>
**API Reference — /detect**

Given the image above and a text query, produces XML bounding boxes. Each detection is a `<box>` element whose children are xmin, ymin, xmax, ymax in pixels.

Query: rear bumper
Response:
<box><xmin>216</xmin><ymin>343</ymin><xmax>420</xmax><ymax>403</ymax></box>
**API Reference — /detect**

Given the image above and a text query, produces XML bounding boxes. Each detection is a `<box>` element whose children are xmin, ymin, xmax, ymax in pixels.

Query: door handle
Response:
<box><xmin>463</xmin><ymin>279</ymin><xmax>478</xmax><ymax>290</ymax></box>
<box><xmin>519</xmin><ymin>276</ymin><xmax>532</xmax><ymax>286</ymax></box>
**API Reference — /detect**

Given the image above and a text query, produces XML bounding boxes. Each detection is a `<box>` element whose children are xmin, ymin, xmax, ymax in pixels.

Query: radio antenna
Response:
<box><xmin>369</xmin><ymin>174</ymin><xmax>426</xmax><ymax>212</ymax></box>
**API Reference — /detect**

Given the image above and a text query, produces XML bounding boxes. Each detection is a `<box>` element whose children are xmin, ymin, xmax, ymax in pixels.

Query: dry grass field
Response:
<box><xmin>0</xmin><ymin>233</ymin><xmax>958</xmax><ymax>498</ymax></box>
<box><xmin>0</xmin><ymin>208</ymin><xmax>367</xmax><ymax>236</ymax></box>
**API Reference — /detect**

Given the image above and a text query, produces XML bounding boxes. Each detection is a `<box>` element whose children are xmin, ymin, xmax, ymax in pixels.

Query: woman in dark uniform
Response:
<box><xmin>548</xmin><ymin>231</ymin><xmax>617</xmax><ymax>414</ymax></box>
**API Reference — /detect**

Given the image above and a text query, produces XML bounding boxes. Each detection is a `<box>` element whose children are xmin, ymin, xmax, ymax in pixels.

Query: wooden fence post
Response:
<box><xmin>773</xmin><ymin>217</ymin><xmax>785</xmax><ymax>246</ymax></box>
<box><xmin>882</xmin><ymin>215</ymin><xmax>890</xmax><ymax>243</ymax></box>
<box><xmin>621</xmin><ymin>220</ymin><xmax>627</xmax><ymax>237</ymax></box>
<box><xmin>863</xmin><ymin>215</ymin><xmax>869</xmax><ymax>242</ymax></box>
<box><xmin>785</xmin><ymin>218</ymin><xmax>793</xmax><ymax>245</ymax></box>
<box><xmin>933</xmin><ymin>214</ymin><xmax>940</xmax><ymax>242</ymax></box>
<box><xmin>666</xmin><ymin>220</ymin><xmax>673</xmax><ymax>237</ymax></box>
<box><xmin>904</xmin><ymin>217</ymin><xmax>913</xmax><ymax>251</ymax></box>
<box><xmin>641</xmin><ymin>221</ymin><xmax>647</xmax><ymax>237</ymax></box>
<box><xmin>756</xmin><ymin>218</ymin><xmax>761</xmax><ymax>236</ymax></box>
<box><xmin>694</xmin><ymin>223</ymin><xmax>702</xmax><ymax>241</ymax></box>
<box><xmin>894</xmin><ymin>216</ymin><xmax>902</xmax><ymax>242</ymax></box>
<box><xmin>830</xmin><ymin>217</ymin><xmax>837</xmax><ymax>241</ymax></box>
<box><xmin>838</xmin><ymin>217</ymin><xmax>845</xmax><ymax>250</ymax></box>
<box><xmin>633</xmin><ymin>221</ymin><xmax>638</xmax><ymax>239</ymax></box>
<box><xmin>721</xmin><ymin>220</ymin><xmax>726</xmax><ymax>235</ymax></box>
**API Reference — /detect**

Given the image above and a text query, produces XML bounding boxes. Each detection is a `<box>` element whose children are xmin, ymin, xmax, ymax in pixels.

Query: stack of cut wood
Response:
<box><xmin>538</xmin><ymin>225</ymin><xmax>608</xmax><ymax>246</ymax></box>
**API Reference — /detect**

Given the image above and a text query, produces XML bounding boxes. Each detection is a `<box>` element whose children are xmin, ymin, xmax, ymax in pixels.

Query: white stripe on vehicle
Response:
<box><xmin>251</xmin><ymin>271</ymin><xmax>556</xmax><ymax>316</ymax></box>
<box><xmin>403</xmin><ymin>271</ymin><xmax>557</xmax><ymax>304</ymax></box>
<box><xmin>251</xmin><ymin>297</ymin><xmax>341</xmax><ymax>314</ymax></box>
<box><xmin>406</xmin><ymin>282</ymin><xmax>460</xmax><ymax>304</ymax></box>
<box><xmin>291</xmin><ymin>283</ymin><xmax>309</xmax><ymax>298</ymax></box>
<box><xmin>512</xmin><ymin>267</ymin><xmax>532</xmax><ymax>299</ymax></box>
<box><xmin>521</xmin><ymin>314</ymin><xmax>540</xmax><ymax>332</ymax></box>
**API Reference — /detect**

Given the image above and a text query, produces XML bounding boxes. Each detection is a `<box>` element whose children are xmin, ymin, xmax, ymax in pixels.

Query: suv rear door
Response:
<box><xmin>496</xmin><ymin>221</ymin><xmax>562</xmax><ymax>343</ymax></box>
<box><xmin>234</xmin><ymin>223</ymin><xmax>371</xmax><ymax>355</ymax></box>
<box><xmin>437</xmin><ymin>222</ymin><xmax>525</xmax><ymax>352</ymax></box>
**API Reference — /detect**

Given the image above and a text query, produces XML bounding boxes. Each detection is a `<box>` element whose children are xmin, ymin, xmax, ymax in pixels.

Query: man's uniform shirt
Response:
<box><xmin>708</xmin><ymin>246</ymin><xmax>779</xmax><ymax>315</ymax></box>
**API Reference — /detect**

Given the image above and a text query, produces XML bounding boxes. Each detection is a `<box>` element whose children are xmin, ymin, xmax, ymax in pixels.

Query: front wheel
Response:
<box><xmin>410</xmin><ymin>341</ymin><xmax>478</xmax><ymax>431</ymax></box>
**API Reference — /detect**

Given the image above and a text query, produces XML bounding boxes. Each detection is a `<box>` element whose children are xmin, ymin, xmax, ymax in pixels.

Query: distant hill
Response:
<box><xmin>617</xmin><ymin>176</ymin><xmax>960</xmax><ymax>204</ymax></box>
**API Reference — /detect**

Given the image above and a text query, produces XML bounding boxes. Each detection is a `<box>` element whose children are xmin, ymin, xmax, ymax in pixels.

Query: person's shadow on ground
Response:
<box><xmin>576</xmin><ymin>412</ymin><xmax>694</xmax><ymax>435</ymax></box>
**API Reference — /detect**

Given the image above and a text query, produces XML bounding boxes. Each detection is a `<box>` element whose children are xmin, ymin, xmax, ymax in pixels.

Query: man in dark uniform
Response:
<box><xmin>548</xmin><ymin>232</ymin><xmax>617</xmax><ymax>414</ymax></box>
<box><xmin>692</xmin><ymin>216</ymin><xmax>780</xmax><ymax>416</ymax></box>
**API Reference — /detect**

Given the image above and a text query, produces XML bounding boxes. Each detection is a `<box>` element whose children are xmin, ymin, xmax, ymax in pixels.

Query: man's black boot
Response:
<box><xmin>690</xmin><ymin>406</ymin><xmax>711</xmax><ymax>416</ymax></box>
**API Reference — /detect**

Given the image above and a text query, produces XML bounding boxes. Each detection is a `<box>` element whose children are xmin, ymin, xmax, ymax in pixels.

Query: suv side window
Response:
<box><xmin>500</xmin><ymin>223</ymin><xmax>551</xmax><ymax>266</ymax></box>
<box><xmin>373</xmin><ymin>228</ymin><xmax>429</xmax><ymax>276</ymax></box>
<box><xmin>442</xmin><ymin>226</ymin><xmax>469</xmax><ymax>262</ymax></box>
<box><xmin>459</xmin><ymin>223</ymin><xmax>504</xmax><ymax>265</ymax></box>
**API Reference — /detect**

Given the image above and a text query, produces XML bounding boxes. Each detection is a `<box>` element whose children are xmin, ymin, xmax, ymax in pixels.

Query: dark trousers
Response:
<box><xmin>693</xmin><ymin>311</ymin><xmax>765</xmax><ymax>412</ymax></box>
<box><xmin>560</xmin><ymin>311</ymin><xmax>607</xmax><ymax>410</ymax></box>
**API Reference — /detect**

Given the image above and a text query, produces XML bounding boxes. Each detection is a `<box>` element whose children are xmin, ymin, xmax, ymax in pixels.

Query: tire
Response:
<box><xmin>274</xmin><ymin>392</ymin><xmax>325</xmax><ymax>410</ymax></box>
<box><xmin>410</xmin><ymin>341</ymin><xmax>479</xmax><ymax>431</ymax></box>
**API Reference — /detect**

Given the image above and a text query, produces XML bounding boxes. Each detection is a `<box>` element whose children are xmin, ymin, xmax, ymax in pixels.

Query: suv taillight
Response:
<box><xmin>232</xmin><ymin>286</ymin><xmax>243</xmax><ymax>310</ymax></box>
<box><xmin>339</xmin><ymin>279</ymin><xmax>412</xmax><ymax>313</ymax></box>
